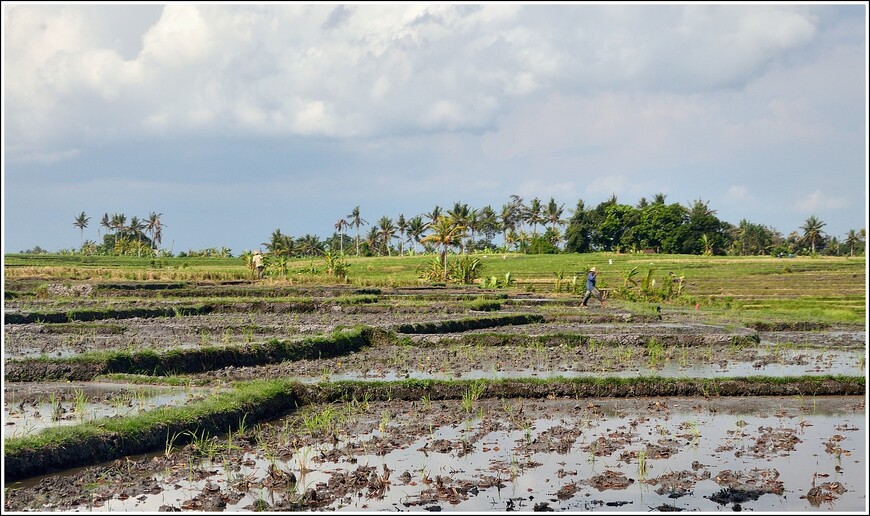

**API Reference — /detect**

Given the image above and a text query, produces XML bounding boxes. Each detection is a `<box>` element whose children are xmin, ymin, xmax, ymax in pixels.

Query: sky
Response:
<box><xmin>2</xmin><ymin>2</ymin><xmax>868</xmax><ymax>255</ymax></box>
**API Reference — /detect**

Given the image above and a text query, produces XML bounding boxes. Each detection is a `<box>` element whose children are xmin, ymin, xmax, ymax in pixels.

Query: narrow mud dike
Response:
<box><xmin>3</xmin><ymin>375</ymin><xmax>863</xmax><ymax>483</ymax></box>
<box><xmin>408</xmin><ymin>329</ymin><xmax>761</xmax><ymax>348</ymax></box>
<box><xmin>4</xmin><ymin>327</ymin><xmax>390</xmax><ymax>382</ymax></box>
<box><xmin>3</xmin><ymin>382</ymin><xmax>303</xmax><ymax>483</ymax></box>
<box><xmin>302</xmin><ymin>376</ymin><xmax>866</xmax><ymax>403</ymax></box>
<box><xmin>749</xmin><ymin>321</ymin><xmax>831</xmax><ymax>331</ymax></box>
<box><xmin>394</xmin><ymin>313</ymin><xmax>545</xmax><ymax>333</ymax></box>
<box><xmin>4</xmin><ymin>306</ymin><xmax>214</xmax><ymax>325</ymax></box>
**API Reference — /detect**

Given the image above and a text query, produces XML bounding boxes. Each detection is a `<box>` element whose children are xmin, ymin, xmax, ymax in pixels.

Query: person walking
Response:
<box><xmin>582</xmin><ymin>266</ymin><xmax>606</xmax><ymax>308</ymax></box>
<box><xmin>252</xmin><ymin>250</ymin><xmax>265</xmax><ymax>279</ymax></box>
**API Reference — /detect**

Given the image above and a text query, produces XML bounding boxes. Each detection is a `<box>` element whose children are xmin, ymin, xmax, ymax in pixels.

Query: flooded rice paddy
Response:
<box><xmin>5</xmin><ymin>397</ymin><xmax>864</xmax><ymax>512</ymax></box>
<box><xmin>3</xmin><ymin>382</ymin><xmax>223</xmax><ymax>439</ymax></box>
<box><xmin>3</xmin><ymin>281</ymin><xmax>867</xmax><ymax>512</ymax></box>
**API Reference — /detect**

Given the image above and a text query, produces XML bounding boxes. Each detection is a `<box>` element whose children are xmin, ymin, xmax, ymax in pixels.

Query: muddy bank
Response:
<box><xmin>4</xmin><ymin>327</ymin><xmax>388</xmax><ymax>382</ymax></box>
<box><xmin>3</xmin><ymin>382</ymin><xmax>302</xmax><ymax>483</ymax></box>
<box><xmin>4</xmin><ymin>305</ymin><xmax>213</xmax><ymax>325</ymax></box>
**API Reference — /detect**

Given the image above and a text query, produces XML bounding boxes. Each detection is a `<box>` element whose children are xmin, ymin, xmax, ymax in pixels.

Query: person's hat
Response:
<box><xmin>254</xmin><ymin>250</ymin><xmax>261</xmax><ymax>255</ymax></box>
<box><xmin>589</xmin><ymin>266</ymin><xmax>597</xmax><ymax>272</ymax></box>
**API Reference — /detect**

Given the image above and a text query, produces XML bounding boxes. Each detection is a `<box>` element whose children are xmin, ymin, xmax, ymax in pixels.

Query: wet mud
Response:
<box><xmin>3</xmin><ymin>282</ymin><xmax>866</xmax><ymax>512</ymax></box>
<box><xmin>4</xmin><ymin>397</ymin><xmax>865</xmax><ymax>512</ymax></box>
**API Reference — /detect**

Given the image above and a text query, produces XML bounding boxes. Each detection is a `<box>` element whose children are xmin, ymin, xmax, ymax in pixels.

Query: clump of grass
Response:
<box><xmin>463</xmin><ymin>298</ymin><xmax>503</xmax><ymax>312</ymax></box>
<box><xmin>301</xmin><ymin>405</ymin><xmax>341</xmax><ymax>436</ymax></box>
<box><xmin>73</xmin><ymin>389</ymin><xmax>88</xmax><ymax>420</ymax></box>
<box><xmin>461</xmin><ymin>380</ymin><xmax>487</xmax><ymax>413</ymax></box>
<box><xmin>645</xmin><ymin>338</ymin><xmax>666</xmax><ymax>368</ymax></box>
<box><xmin>334</xmin><ymin>294</ymin><xmax>379</xmax><ymax>305</ymax></box>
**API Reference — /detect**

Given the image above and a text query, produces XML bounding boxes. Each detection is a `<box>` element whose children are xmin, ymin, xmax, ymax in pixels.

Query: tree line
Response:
<box><xmin>20</xmin><ymin>194</ymin><xmax>867</xmax><ymax>259</ymax></box>
<box><xmin>257</xmin><ymin>194</ymin><xmax>866</xmax><ymax>260</ymax></box>
<box><xmin>66</xmin><ymin>212</ymin><xmax>167</xmax><ymax>257</ymax></box>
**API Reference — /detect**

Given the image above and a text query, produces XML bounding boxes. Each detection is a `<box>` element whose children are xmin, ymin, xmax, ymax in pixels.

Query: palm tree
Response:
<box><xmin>545</xmin><ymin>197</ymin><xmax>565</xmax><ymax>230</ymax></box>
<box><xmin>396</xmin><ymin>214</ymin><xmax>409</xmax><ymax>256</ymax></box>
<box><xmin>376</xmin><ymin>216</ymin><xmax>397</xmax><ymax>256</ymax></box>
<box><xmin>73</xmin><ymin>212</ymin><xmax>90</xmax><ymax>249</ymax></box>
<box><xmin>845</xmin><ymin>229</ymin><xmax>860</xmax><ymax>257</ymax></box>
<box><xmin>447</xmin><ymin>202</ymin><xmax>471</xmax><ymax>253</ymax></box>
<box><xmin>421</xmin><ymin>215</ymin><xmax>466</xmax><ymax>281</ymax></box>
<box><xmin>347</xmin><ymin>206</ymin><xmax>368</xmax><ymax>257</ymax></box>
<box><xmin>424</xmin><ymin>205</ymin><xmax>443</xmax><ymax>228</ymax></box>
<box><xmin>524</xmin><ymin>197</ymin><xmax>545</xmax><ymax>237</ymax></box>
<box><xmin>128</xmin><ymin>216</ymin><xmax>147</xmax><ymax>257</ymax></box>
<box><xmin>407</xmin><ymin>216</ymin><xmax>427</xmax><ymax>254</ymax></box>
<box><xmin>99</xmin><ymin>213</ymin><xmax>110</xmax><ymax>241</ymax></box>
<box><xmin>110</xmin><ymin>213</ymin><xmax>127</xmax><ymax>236</ymax></box>
<box><xmin>296</xmin><ymin>234</ymin><xmax>323</xmax><ymax>257</ymax></box>
<box><xmin>516</xmin><ymin>229</ymin><xmax>531</xmax><ymax>253</ymax></box>
<box><xmin>499</xmin><ymin>203</ymin><xmax>520</xmax><ymax>250</ymax></box>
<box><xmin>800</xmin><ymin>215</ymin><xmax>826</xmax><ymax>254</ymax></box>
<box><xmin>365</xmin><ymin>226</ymin><xmax>380</xmax><ymax>256</ymax></box>
<box><xmin>466</xmin><ymin>208</ymin><xmax>480</xmax><ymax>251</ymax></box>
<box><xmin>828</xmin><ymin>236</ymin><xmax>840</xmax><ymax>256</ymax></box>
<box><xmin>263</xmin><ymin>228</ymin><xmax>294</xmax><ymax>258</ymax></box>
<box><xmin>476</xmin><ymin>205</ymin><xmax>500</xmax><ymax>246</ymax></box>
<box><xmin>334</xmin><ymin>218</ymin><xmax>350</xmax><ymax>255</ymax></box>
<box><xmin>147</xmin><ymin>212</ymin><xmax>164</xmax><ymax>255</ymax></box>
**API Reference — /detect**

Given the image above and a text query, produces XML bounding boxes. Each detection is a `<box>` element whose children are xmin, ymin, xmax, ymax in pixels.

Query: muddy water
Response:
<box><xmin>5</xmin><ymin>396</ymin><xmax>864</xmax><ymax>512</ymax></box>
<box><xmin>2</xmin><ymin>382</ymin><xmax>218</xmax><ymax>438</ymax></box>
<box><xmin>195</xmin><ymin>341</ymin><xmax>865</xmax><ymax>385</ymax></box>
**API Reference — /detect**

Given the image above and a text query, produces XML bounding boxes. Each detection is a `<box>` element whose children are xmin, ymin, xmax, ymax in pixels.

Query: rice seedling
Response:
<box><xmin>48</xmin><ymin>392</ymin><xmax>63</xmax><ymax>422</ymax></box>
<box><xmin>509</xmin><ymin>454</ymin><xmax>521</xmax><ymax>481</ymax></box>
<box><xmin>165</xmin><ymin>429</ymin><xmax>183</xmax><ymax>458</ymax></box>
<box><xmin>10</xmin><ymin>419</ymin><xmax>37</xmax><ymax>439</ymax></box>
<box><xmin>72</xmin><ymin>388</ymin><xmax>88</xmax><ymax>420</ymax></box>
<box><xmin>522</xmin><ymin>419</ymin><xmax>534</xmax><ymax>445</ymax></box>
<box><xmin>686</xmin><ymin>418</ymin><xmax>701</xmax><ymax>445</ymax></box>
<box><xmin>645</xmin><ymin>338</ymin><xmax>665</xmax><ymax>369</ymax></box>
<box><xmin>637</xmin><ymin>449</ymin><xmax>649</xmax><ymax>481</ymax></box>
<box><xmin>301</xmin><ymin>405</ymin><xmax>340</xmax><ymax>437</ymax></box>
<box><xmin>461</xmin><ymin>380</ymin><xmax>487</xmax><ymax>413</ymax></box>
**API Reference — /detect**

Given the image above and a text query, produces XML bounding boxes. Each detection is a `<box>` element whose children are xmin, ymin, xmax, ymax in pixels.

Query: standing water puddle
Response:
<box><xmin>298</xmin><ymin>345</ymin><xmax>866</xmax><ymax>383</ymax></box>
<box><xmin>3</xmin><ymin>382</ymin><xmax>216</xmax><ymax>438</ymax></box>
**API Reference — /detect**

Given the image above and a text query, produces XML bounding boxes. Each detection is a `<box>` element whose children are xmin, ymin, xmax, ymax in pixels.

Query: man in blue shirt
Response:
<box><xmin>582</xmin><ymin>266</ymin><xmax>606</xmax><ymax>308</ymax></box>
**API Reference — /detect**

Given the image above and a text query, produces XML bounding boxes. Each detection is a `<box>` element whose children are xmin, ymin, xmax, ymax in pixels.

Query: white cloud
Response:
<box><xmin>725</xmin><ymin>185</ymin><xmax>752</xmax><ymax>203</ymax></box>
<box><xmin>3</xmin><ymin>3</ymin><xmax>864</xmax><ymax>251</ymax></box>
<box><xmin>794</xmin><ymin>190</ymin><xmax>849</xmax><ymax>213</ymax></box>
<box><xmin>139</xmin><ymin>5</ymin><xmax>214</xmax><ymax>69</ymax></box>
<box><xmin>3</xmin><ymin>3</ymin><xmax>833</xmax><ymax>160</ymax></box>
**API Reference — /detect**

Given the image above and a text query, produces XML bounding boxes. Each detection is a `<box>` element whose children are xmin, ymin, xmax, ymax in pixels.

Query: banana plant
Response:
<box><xmin>621</xmin><ymin>266</ymin><xmax>640</xmax><ymax>287</ymax></box>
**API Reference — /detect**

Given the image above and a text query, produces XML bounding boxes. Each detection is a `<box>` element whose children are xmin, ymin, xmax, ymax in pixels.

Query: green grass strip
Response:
<box><xmin>3</xmin><ymin>379</ymin><xmax>301</xmax><ymax>482</ymax></box>
<box><xmin>395</xmin><ymin>313</ymin><xmax>544</xmax><ymax>333</ymax></box>
<box><xmin>4</xmin><ymin>305</ymin><xmax>213</xmax><ymax>324</ymax></box>
<box><xmin>4</xmin><ymin>327</ymin><xmax>390</xmax><ymax>381</ymax></box>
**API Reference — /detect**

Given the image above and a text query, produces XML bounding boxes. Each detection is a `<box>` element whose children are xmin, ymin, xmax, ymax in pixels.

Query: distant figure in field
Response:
<box><xmin>582</xmin><ymin>266</ymin><xmax>606</xmax><ymax>308</ymax></box>
<box><xmin>252</xmin><ymin>250</ymin><xmax>264</xmax><ymax>279</ymax></box>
